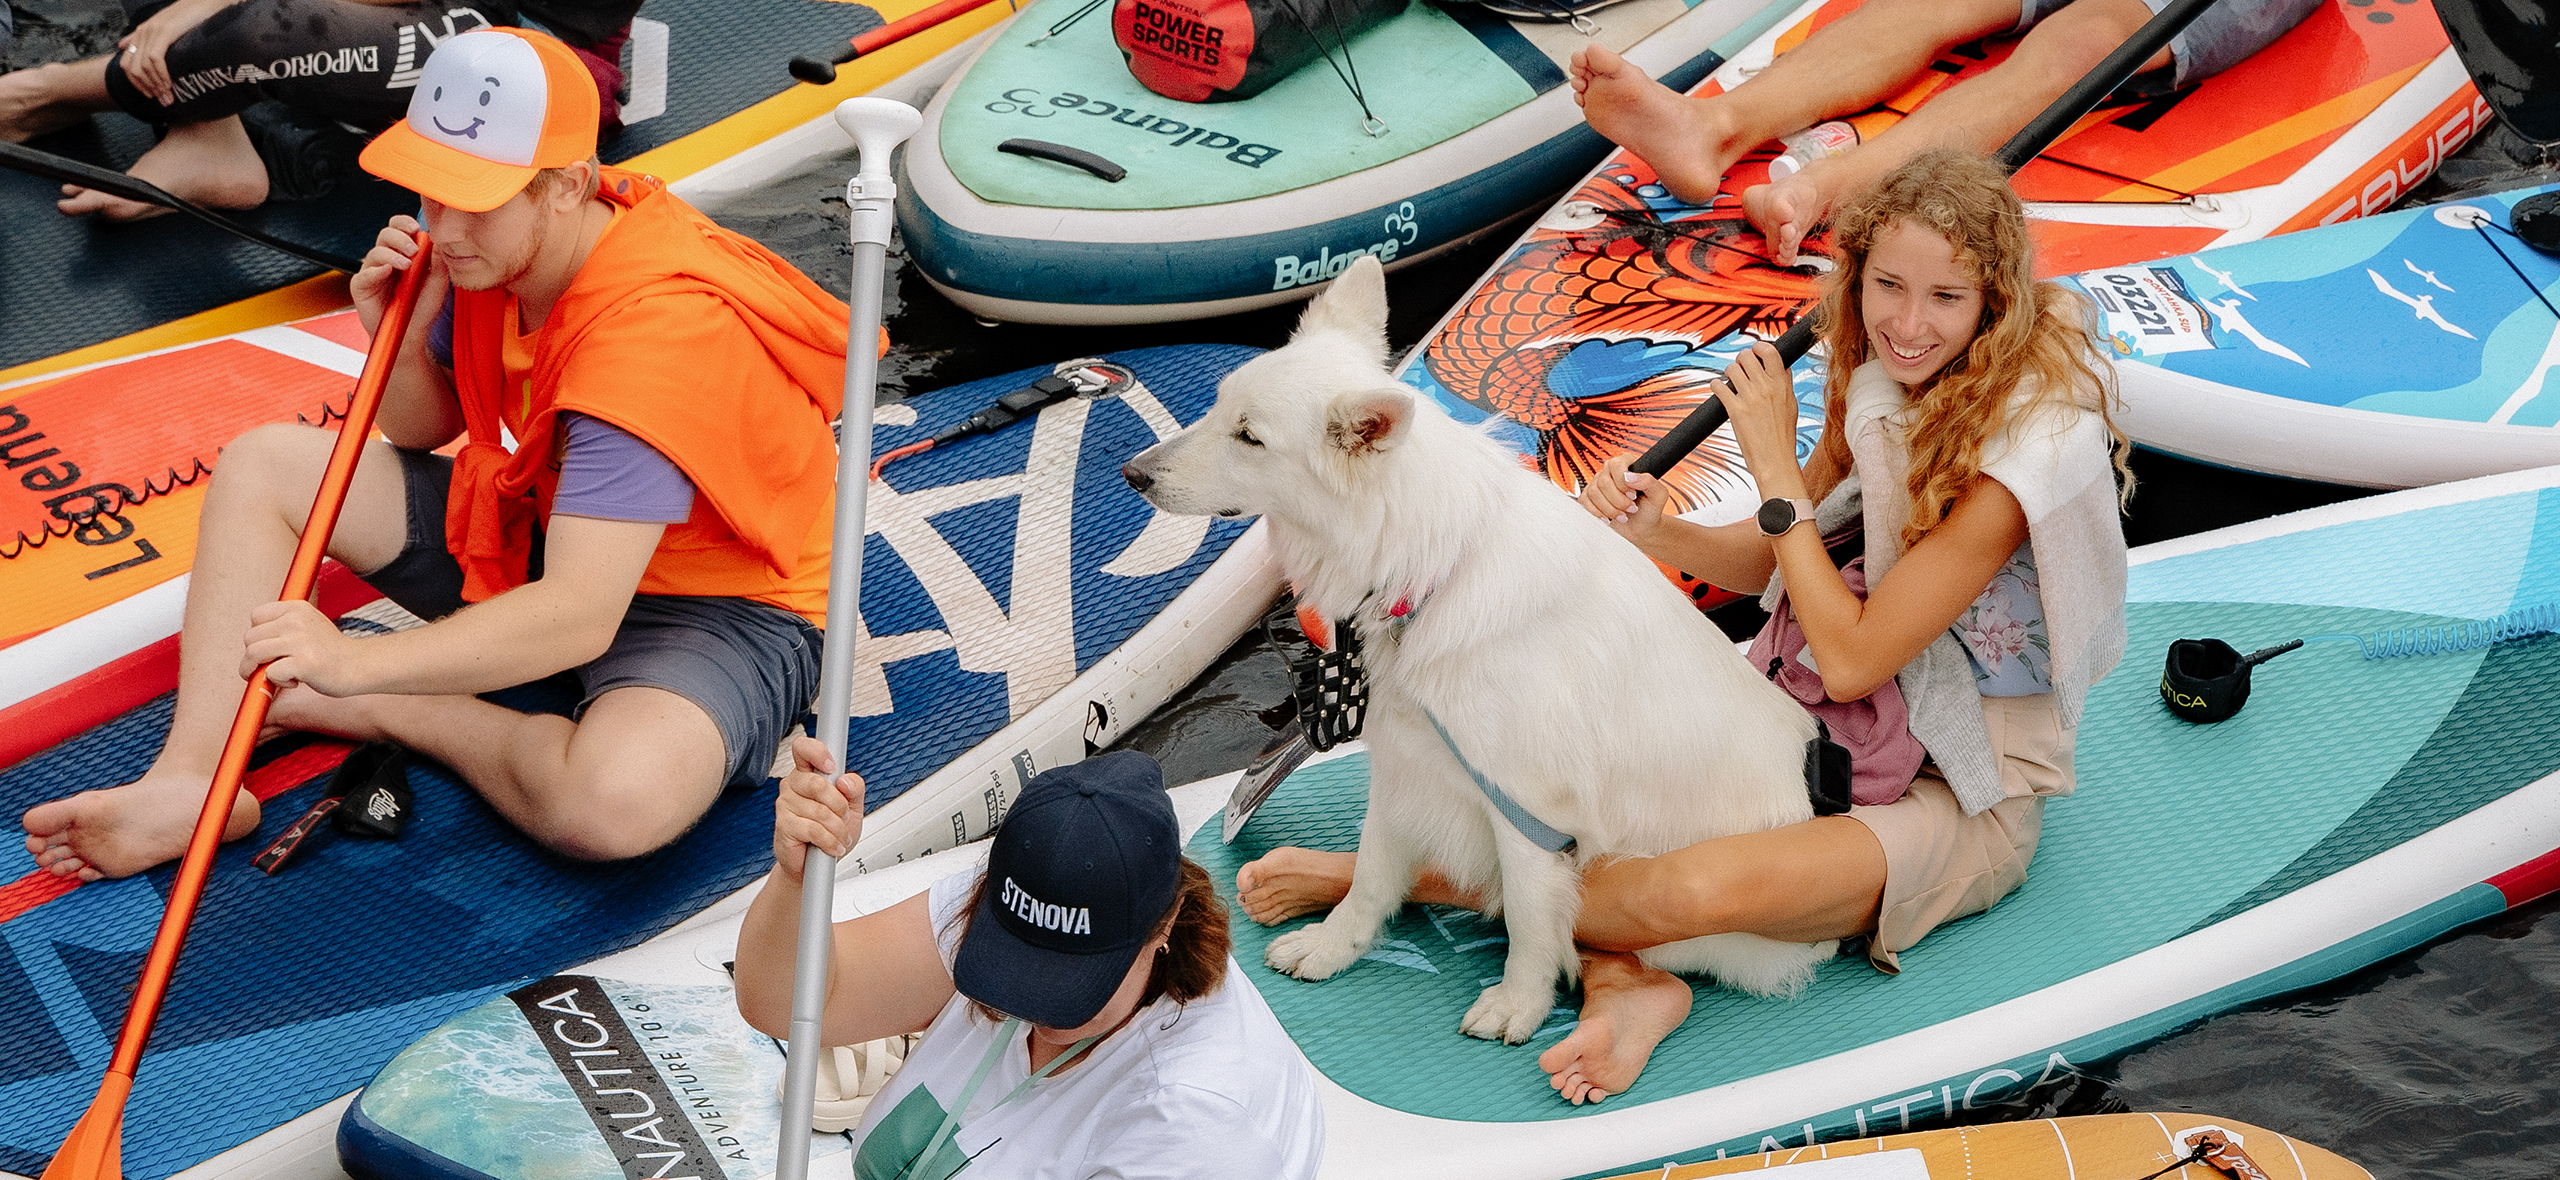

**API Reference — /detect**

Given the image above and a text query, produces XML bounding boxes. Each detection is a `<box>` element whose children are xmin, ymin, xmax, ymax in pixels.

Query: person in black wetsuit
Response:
<box><xmin>2428</xmin><ymin>0</ymin><xmax>2560</xmax><ymax>192</ymax></box>
<box><xmin>0</xmin><ymin>0</ymin><xmax>639</xmax><ymax>219</ymax></box>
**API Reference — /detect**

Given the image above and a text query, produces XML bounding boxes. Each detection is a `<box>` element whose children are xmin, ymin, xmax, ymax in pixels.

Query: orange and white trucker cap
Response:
<box><xmin>359</xmin><ymin>27</ymin><xmax>598</xmax><ymax>213</ymax></box>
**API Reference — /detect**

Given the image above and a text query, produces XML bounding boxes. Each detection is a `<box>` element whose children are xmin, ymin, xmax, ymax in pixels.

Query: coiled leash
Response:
<box><xmin>2161</xmin><ymin>600</ymin><xmax>2560</xmax><ymax>723</ymax></box>
<box><xmin>867</xmin><ymin>360</ymin><xmax>1136</xmax><ymax>480</ymax></box>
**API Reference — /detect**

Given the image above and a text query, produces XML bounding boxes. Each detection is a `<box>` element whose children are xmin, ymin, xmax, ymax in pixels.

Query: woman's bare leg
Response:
<box><xmin>1238</xmin><ymin>815</ymin><xmax>1888</xmax><ymax>1101</ymax></box>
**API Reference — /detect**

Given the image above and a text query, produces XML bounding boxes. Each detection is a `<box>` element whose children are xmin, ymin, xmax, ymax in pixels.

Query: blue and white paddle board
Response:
<box><xmin>0</xmin><ymin>345</ymin><xmax>1277</xmax><ymax>1180</ymax></box>
<box><xmin>2065</xmin><ymin>184</ymin><xmax>2560</xmax><ymax>488</ymax></box>
<box><xmin>348</xmin><ymin>466</ymin><xmax>2560</xmax><ymax>1180</ymax></box>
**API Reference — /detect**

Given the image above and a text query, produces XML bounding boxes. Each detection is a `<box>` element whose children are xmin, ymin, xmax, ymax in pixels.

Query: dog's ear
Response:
<box><xmin>1326</xmin><ymin>387</ymin><xmax>1413</xmax><ymax>456</ymax></box>
<box><xmin>1292</xmin><ymin>255</ymin><xmax>1389</xmax><ymax>368</ymax></box>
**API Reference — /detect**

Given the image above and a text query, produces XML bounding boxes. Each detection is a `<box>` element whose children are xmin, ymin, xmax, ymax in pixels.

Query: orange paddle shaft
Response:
<box><xmin>42</xmin><ymin>235</ymin><xmax>434</xmax><ymax>1180</ymax></box>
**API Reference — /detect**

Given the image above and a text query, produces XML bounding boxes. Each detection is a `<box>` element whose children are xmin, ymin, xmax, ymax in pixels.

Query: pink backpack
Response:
<box><xmin>1746</xmin><ymin>558</ymin><xmax>1928</xmax><ymax>808</ymax></box>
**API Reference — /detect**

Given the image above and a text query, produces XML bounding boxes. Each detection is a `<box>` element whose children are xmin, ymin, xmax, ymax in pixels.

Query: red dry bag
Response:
<box><xmin>1113</xmin><ymin>0</ymin><xmax>1407</xmax><ymax>104</ymax></box>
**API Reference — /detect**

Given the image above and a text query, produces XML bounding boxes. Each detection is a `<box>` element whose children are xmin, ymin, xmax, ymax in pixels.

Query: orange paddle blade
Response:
<box><xmin>40</xmin><ymin>1071</ymin><xmax>129</xmax><ymax>1180</ymax></box>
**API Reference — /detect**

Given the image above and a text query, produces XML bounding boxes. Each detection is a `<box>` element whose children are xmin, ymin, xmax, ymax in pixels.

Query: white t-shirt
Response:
<box><xmin>847</xmin><ymin>868</ymin><xmax>1325</xmax><ymax>1180</ymax></box>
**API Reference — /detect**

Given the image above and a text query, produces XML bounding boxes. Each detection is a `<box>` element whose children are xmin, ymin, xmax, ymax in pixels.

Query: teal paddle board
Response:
<box><xmin>2064</xmin><ymin>184</ymin><xmax>2560</xmax><ymax>488</ymax></box>
<box><xmin>344</xmin><ymin>466</ymin><xmax>2560</xmax><ymax>1179</ymax></box>
<box><xmin>898</xmin><ymin>0</ymin><xmax>1802</xmax><ymax>324</ymax></box>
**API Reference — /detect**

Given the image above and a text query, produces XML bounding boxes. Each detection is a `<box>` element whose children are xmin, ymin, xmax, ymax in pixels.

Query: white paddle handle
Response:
<box><xmin>776</xmin><ymin>95</ymin><xmax>923</xmax><ymax>1180</ymax></box>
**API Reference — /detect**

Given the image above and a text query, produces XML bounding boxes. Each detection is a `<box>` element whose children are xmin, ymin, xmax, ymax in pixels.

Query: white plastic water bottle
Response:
<box><xmin>1768</xmin><ymin>121</ymin><xmax>1860</xmax><ymax>179</ymax></box>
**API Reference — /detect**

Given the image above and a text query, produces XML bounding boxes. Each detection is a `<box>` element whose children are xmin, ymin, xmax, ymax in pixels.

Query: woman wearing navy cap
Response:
<box><xmin>735</xmin><ymin>740</ymin><xmax>1324</xmax><ymax>1180</ymax></box>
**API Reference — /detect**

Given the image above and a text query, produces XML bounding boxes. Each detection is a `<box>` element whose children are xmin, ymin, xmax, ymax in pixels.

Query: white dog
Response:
<box><xmin>1122</xmin><ymin>257</ymin><xmax>1831</xmax><ymax>1043</ymax></box>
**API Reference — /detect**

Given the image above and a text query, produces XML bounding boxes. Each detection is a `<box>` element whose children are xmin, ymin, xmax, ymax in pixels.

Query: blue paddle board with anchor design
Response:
<box><xmin>0</xmin><ymin>344</ymin><xmax>1276</xmax><ymax>1180</ymax></box>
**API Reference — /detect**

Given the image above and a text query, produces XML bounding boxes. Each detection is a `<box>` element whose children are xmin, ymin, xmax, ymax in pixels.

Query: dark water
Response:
<box><xmin>10</xmin><ymin>2</ymin><xmax>2554</xmax><ymax>1169</ymax></box>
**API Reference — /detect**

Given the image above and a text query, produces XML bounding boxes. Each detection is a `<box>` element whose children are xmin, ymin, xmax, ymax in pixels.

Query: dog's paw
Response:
<box><xmin>1266</xmin><ymin>925</ymin><xmax>1364</xmax><ymax>982</ymax></box>
<box><xmin>1460</xmin><ymin>981</ymin><xmax>1552</xmax><ymax>1044</ymax></box>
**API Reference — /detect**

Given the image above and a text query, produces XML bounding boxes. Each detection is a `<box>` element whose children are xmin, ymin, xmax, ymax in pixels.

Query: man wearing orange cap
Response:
<box><xmin>23</xmin><ymin>26</ymin><xmax>854</xmax><ymax>880</ymax></box>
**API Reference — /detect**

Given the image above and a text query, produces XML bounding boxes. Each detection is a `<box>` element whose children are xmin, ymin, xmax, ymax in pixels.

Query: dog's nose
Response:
<box><xmin>1121</xmin><ymin>462</ymin><xmax>1153</xmax><ymax>493</ymax></box>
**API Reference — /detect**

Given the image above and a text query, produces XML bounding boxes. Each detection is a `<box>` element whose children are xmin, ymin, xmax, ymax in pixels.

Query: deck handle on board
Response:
<box><xmin>1628</xmin><ymin>0</ymin><xmax>2224</xmax><ymax>480</ymax></box>
<box><xmin>997</xmin><ymin>138</ymin><xmax>1127</xmax><ymax>182</ymax></box>
<box><xmin>788</xmin><ymin>0</ymin><xmax>1011</xmax><ymax>84</ymax></box>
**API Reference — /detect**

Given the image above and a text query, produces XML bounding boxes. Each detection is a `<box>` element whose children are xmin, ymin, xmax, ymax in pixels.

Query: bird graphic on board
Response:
<box><xmin>2191</xmin><ymin>255</ymin><xmax>2254</xmax><ymax>300</ymax></box>
<box><xmin>2404</xmin><ymin>258</ymin><xmax>2454</xmax><ymax>293</ymax></box>
<box><xmin>2204</xmin><ymin>298</ymin><xmax>2307</xmax><ymax>365</ymax></box>
<box><xmin>2367</xmin><ymin>268</ymin><xmax>2476</xmax><ymax>339</ymax></box>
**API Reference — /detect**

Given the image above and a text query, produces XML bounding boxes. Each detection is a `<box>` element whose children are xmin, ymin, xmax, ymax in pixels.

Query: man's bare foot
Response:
<box><xmin>1537</xmin><ymin>952</ymin><xmax>1693</xmax><ymax>1105</ymax></box>
<box><xmin>58</xmin><ymin>116</ymin><xmax>269</xmax><ymax>221</ymax></box>
<box><xmin>0</xmin><ymin>62</ymin><xmax>101</xmax><ymax>143</ymax></box>
<box><xmin>1568</xmin><ymin>44</ymin><xmax>1738</xmax><ymax>205</ymax></box>
<box><xmin>1236</xmin><ymin>847</ymin><xmax>1356</xmax><ymax>925</ymax></box>
<box><xmin>22</xmin><ymin>771</ymin><xmax>263</xmax><ymax>881</ymax></box>
<box><xmin>1741</xmin><ymin>163</ymin><xmax>1831</xmax><ymax>265</ymax></box>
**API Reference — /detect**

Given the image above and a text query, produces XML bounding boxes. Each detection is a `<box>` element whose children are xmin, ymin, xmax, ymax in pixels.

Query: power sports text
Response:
<box><xmin>981</xmin><ymin>89</ymin><xmax>1280</xmax><ymax>168</ymax></box>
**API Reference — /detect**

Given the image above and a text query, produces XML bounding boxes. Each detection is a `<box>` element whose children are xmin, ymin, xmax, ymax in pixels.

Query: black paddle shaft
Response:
<box><xmin>1628</xmin><ymin>0</ymin><xmax>2224</xmax><ymax>480</ymax></box>
<box><xmin>0</xmin><ymin>140</ymin><xmax>363</xmax><ymax>273</ymax></box>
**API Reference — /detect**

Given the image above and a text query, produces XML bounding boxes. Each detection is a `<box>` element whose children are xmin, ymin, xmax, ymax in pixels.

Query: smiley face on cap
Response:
<box><xmin>359</xmin><ymin>27</ymin><xmax>600</xmax><ymax>212</ymax></box>
<box><xmin>409</xmin><ymin>32</ymin><xmax>548</xmax><ymax>166</ymax></box>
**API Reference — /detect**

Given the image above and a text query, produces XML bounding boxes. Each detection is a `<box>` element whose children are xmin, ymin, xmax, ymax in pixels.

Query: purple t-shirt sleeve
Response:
<box><xmin>425</xmin><ymin>289</ymin><xmax>455</xmax><ymax>370</ymax></box>
<box><xmin>553</xmin><ymin>413</ymin><xmax>697</xmax><ymax>523</ymax></box>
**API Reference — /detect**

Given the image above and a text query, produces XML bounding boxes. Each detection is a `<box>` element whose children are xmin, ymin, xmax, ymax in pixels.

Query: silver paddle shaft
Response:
<box><xmin>776</xmin><ymin>96</ymin><xmax>923</xmax><ymax>1180</ymax></box>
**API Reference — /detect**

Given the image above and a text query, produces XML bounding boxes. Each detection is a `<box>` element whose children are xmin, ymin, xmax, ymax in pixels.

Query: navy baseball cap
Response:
<box><xmin>954</xmin><ymin>751</ymin><xmax>1182</xmax><ymax>1029</ymax></box>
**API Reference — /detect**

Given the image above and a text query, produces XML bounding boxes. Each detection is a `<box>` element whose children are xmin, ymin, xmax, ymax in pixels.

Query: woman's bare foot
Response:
<box><xmin>57</xmin><ymin>116</ymin><xmax>269</xmax><ymax>220</ymax></box>
<box><xmin>1569</xmin><ymin>44</ymin><xmax>1740</xmax><ymax>205</ymax></box>
<box><xmin>1237</xmin><ymin>847</ymin><xmax>1357</xmax><ymax>925</ymax></box>
<box><xmin>22</xmin><ymin>771</ymin><xmax>264</xmax><ymax>881</ymax></box>
<box><xmin>1536</xmin><ymin>952</ymin><xmax>1693</xmax><ymax>1105</ymax></box>
<box><xmin>1741</xmin><ymin>160</ymin><xmax>1835</xmax><ymax>265</ymax></box>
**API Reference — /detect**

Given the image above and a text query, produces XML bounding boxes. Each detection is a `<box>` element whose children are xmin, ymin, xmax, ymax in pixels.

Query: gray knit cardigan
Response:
<box><xmin>1764</xmin><ymin>360</ymin><xmax>2128</xmax><ymax>815</ymax></box>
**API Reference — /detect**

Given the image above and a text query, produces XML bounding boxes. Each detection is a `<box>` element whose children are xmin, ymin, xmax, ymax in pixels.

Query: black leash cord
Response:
<box><xmin>2468</xmin><ymin>219</ymin><xmax>2560</xmax><ymax>324</ymax></box>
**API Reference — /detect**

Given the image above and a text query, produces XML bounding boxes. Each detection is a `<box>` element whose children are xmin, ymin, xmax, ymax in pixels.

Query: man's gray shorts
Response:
<box><xmin>362</xmin><ymin>448</ymin><xmax>823</xmax><ymax>789</ymax></box>
<box><xmin>2018</xmin><ymin>0</ymin><xmax>2325</xmax><ymax>93</ymax></box>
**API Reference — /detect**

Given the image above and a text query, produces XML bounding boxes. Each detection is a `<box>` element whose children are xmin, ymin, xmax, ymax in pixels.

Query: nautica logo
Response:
<box><xmin>1002</xmin><ymin>877</ymin><xmax>1092</xmax><ymax>934</ymax></box>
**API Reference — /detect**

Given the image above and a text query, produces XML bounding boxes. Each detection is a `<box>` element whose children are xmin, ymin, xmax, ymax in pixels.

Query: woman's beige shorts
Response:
<box><xmin>1846</xmin><ymin>693</ymin><xmax>2074</xmax><ymax>973</ymax></box>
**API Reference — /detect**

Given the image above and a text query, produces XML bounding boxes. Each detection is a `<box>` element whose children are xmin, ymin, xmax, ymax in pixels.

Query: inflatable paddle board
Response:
<box><xmin>897</xmin><ymin>0</ymin><xmax>1803</xmax><ymax>325</ymax></box>
<box><xmin>347</xmin><ymin>465</ymin><xmax>2560</xmax><ymax>1180</ymax></box>
<box><xmin>0</xmin><ymin>345</ymin><xmax>1280</xmax><ymax>1180</ymax></box>
<box><xmin>2064</xmin><ymin>182</ymin><xmax>2560</xmax><ymax>488</ymax></box>
<box><xmin>0</xmin><ymin>0</ymin><xmax>1011</xmax><ymax>370</ymax></box>
<box><xmin>1393</xmin><ymin>0</ymin><xmax>2484</xmax><ymax>603</ymax></box>
<box><xmin>1586</xmin><ymin>1113</ymin><xmax>2372</xmax><ymax>1179</ymax></box>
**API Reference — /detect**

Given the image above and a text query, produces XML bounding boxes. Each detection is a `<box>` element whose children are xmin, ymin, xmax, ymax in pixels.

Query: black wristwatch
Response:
<box><xmin>1756</xmin><ymin>496</ymin><xmax>1817</xmax><ymax>538</ymax></box>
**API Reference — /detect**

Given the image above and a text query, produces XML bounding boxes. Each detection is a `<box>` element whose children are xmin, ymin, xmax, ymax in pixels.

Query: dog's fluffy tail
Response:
<box><xmin>1639</xmin><ymin>933</ymin><xmax>1837</xmax><ymax>999</ymax></box>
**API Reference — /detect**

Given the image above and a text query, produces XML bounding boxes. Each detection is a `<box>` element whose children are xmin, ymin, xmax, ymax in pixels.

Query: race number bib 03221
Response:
<box><xmin>2076</xmin><ymin>266</ymin><xmax>2220</xmax><ymax>359</ymax></box>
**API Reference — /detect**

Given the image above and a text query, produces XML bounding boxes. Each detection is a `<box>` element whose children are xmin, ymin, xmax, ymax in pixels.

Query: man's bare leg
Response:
<box><xmin>1742</xmin><ymin>0</ymin><xmax>2172</xmax><ymax>261</ymax></box>
<box><xmin>22</xmin><ymin>425</ymin><xmax>411</xmax><ymax>880</ymax></box>
<box><xmin>59</xmin><ymin>114</ymin><xmax>270</xmax><ymax>219</ymax></box>
<box><xmin>1568</xmin><ymin>0</ymin><xmax>2021</xmax><ymax>204</ymax></box>
<box><xmin>273</xmin><ymin>682</ymin><xmax>729</xmax><ymax>862</ymax></box>
<box><xmin>0</xmin><ymin>56</ymin><xmax>114</xmax><ymax>142</ymax></box>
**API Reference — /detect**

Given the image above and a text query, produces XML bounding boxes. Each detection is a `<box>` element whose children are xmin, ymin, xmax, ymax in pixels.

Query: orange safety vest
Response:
<box><xmin>444</xmin><ymin>168</ymin><xmax>862</xmax><ymax>626</ymax></box>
